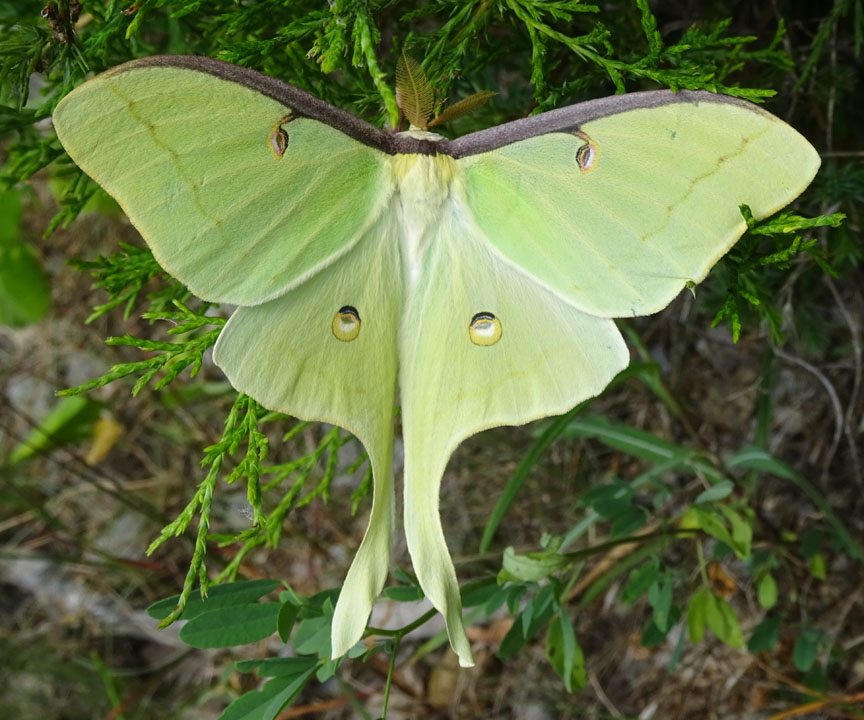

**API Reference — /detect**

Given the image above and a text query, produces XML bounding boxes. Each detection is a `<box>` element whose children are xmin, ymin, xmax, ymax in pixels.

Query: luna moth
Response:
<box><xmin>53</xmin><ymin>55</ymin><xmax>820</xmax><ymax>669</ymax></box>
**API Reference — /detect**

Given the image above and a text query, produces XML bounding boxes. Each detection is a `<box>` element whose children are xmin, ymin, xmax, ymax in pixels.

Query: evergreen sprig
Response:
<box><xmin>70</xmin><ymin>241</ymin><xmax>188</xmax><ymax>321</ymax></box>
<box><xmin>146</xmin><ymin>392</ymin><xmax>252</xmax><ymax>627</ymax></box>
<box><xmin>711</xmin><ymin>207</ymin><xmax>845</xmax><ymax>343</ymax></box>
<box><xmin>45</xmin><ymin>166</ymin><xmax>98</xmax><ymax>236</ymax></box>
<box><xmin>405</xmin><ymin>0</ymin><xmax>786</xmax><ymax>112</ymax></box>
<box><xmin>142</xmin><ymin>394</ymin><xmax>365</xmax><ymax>623</ymax></box>
<box><xmin>211</xmin><ymin>424</ymin><xmax>364</xmax><ymax>585</ymax></box>
<box><xmin>0</xmin><ymin>134</ymin><xmax>64</xmax><ymax>188</ymax></box>
<box><xmin>58</xmin><ymin>300</ymin><xmax>224</xmax><ymax>397</ymax></box>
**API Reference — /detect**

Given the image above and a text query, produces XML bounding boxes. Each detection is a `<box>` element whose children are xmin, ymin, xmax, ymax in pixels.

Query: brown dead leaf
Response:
<box><xmin>708</xmin><ymin>561</ymin><xmax>737</xmax><ymax>598</ymax></box>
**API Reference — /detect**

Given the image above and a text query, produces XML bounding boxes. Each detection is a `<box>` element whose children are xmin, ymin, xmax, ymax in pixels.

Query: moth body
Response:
<box><xmin>391</xmin><ymin>151</ymin><xmax>458</xmax><ymax>288</ymax></box>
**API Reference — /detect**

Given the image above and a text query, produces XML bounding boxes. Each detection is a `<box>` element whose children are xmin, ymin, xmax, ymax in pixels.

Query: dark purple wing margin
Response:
<box><xmin>109</xmin><ymin>57</ymin><xmax>768</xmax><ymax>158</ymax></box>
<box><xmin>109</xmin><ymin>55</ymin><xmax>399</xmax><ymax>154</ymax></box>
<box><xmin>443</xmin><ymin>89</ymin><xmax>767</xmax><ymax>158</ymax></box>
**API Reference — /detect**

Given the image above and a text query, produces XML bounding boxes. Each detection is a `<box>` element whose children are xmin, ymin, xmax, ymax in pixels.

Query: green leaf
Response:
<box><xmin>146</xmin><ymin>579</ymin><xmax>281</xmax><ymax>621</ymax></box>
<box><xmin>581</xmin><ymin>479</ymin><xmax>629</xmax><ymax>503</ymax></box>
<box><xmin>179</xmin><ymin>603</ymin><xmax>280</xmax><ymax>648</ymax></box>
<box><xmin>757</xmin><ymin>573</ymin><xmax>778</xmax><ymax>610</ymax></box>
<box><xmin>316</xmin><ymin>657</ymin><xmax>339</xmax><ymax>682</ymax></box>
<box><xmin>641</xmin><ymin>606</ymin><xmax>682</xmax><ymax>648</ymax></box>
<box><xmin>808</xmin><ymin>552</ymin><xmax>827</xmax><ymax>580</ymax></box>
<box><xmin>498</xmin><ymin>617</ymin><xmax>529</xmax><ymax>659</ymax></box>
<box><xmin>747</xmin><ymin>614</ymin><xmax>781</xmax><ymax>654</ymax></box>
<box><xmin>704</xmin><ymin>593</ymin><xmax>744</xmax><ymax>648</ymax></box>
<box><xmin>668</xmin><ymin>619</ymin><xmax>687</xmax><ymax>671</ymax></box>
<box><xmin>694</xmin><ymin>480</ymin><xmax>734</xmax><ymax>504</ymax></box>
<box><xmin>689</xmin><ymin>507</ymin><xmax>734</xmax><ymax>548</ymax></box>
<box><xmin>566</xmin><ymin>414</ymin><xmax>689</xmax><ymax>464</ymax></box>
<box><xmin>383</xmin><ymin>584</ymin><xmax>425</xmax><ymax>602</ymax></box>
<box><xmin>801</xmin><ymin>664</ymin><xmax>829</xmax><ymax>693</ymax></box>
<box><xmin>540</xmin><ymin>533</ymin><xmax>564</xmax><ymax>552</ymax></box>
<box><xmin>621</xmin><ymin>559</ymin><xmax>661</xmax><ymax>604</ymax></box>
<box><xmin>610</xmin><ymin>506</ymin><xmax>648</xmax><ymax>538</ymax></box>
<box><xmin>717</xmin><ymin>505</ymin><xmax>753</xmax><ymax>559</ymax></box>
<box><xmin>460</xmin><ymin>578</ymin><xmax>502</xmax><ymax>608</ymax></box>
<box><xmin>801</xmin><ymin>529</ymin><xmax>825</xmax><ymax>558</ymax></box>
<box><xmin>522</xmin><ymin>598</ymin><xmax>534</xmax><ymax>637</ymax></box>
<box><xmin>218</xmin><ymin>668</ymin><xmax>316</xmax><ymax>720</ymax></box>
<box><xmin>503</xmin><ymin>585</ymin><xmax>526</xmax><ymax>614</ymax></box>
<box><xmin>748</xmin><ymin>210</ymin><xmax>845</xmax><ymax>235</ymax></box>
<box><xmin>545</xmin><ymin>609</ymin><xmax>586</xmax><ymax>693</ymax></box>
<box><xmin>7</xmin><ymin>395</ymin><xmax>100</xmax><ymax>465</ymax></box>
<box><xmin>592</xmin><ymin>495</ymin><xmax>633</xmax><ymax>519</ymax></box>
<box><xmin>689</xmin><ymin>506</ymin><xmax>750</xmax><ymax>559</ymax></box>
<box><xmin>499</xmin><ymin>585</ymin><xmax>557</xmax><ymax>659</ymax></box>
<box><xmin>794</xmin><ymin>626</ymin><xmax>827</xmax><ymax>672</ymax></box>
<box><xmin>502</xmin><ymin>546</ymin><xmax>567</xmax><ymax>582</ymax></box>
<box><xmin>0</xmin><ymin>190</ymin><xmax>23</xmax><ymax>245</ymax></box>
<box><xmin>235</xmin><ymin>656</ymin><xmax>318</xmax><ymax>677</ymax></box>
<box><xmin>687</xmin><ymin>588</ymin><xmax>710</xmax><ymax>645</ymax></box>
<box><xmin>291</xmin><ymin>601</ymin><xmax>334</xmax><ymax>658</ymax></box>
<box><xmin>392</xmin><ymin>567</ymin><xmax>420</xmax><ymax>586</ymax></box>
<box><xmin>277</xmin><ymin>601</ymin><xmax>300</xmax><ymax>643</ymax></box>
<box><xmin>648</xmin><ymin>579</ymin><xmax>673</xmax><ymax>632</ymax></box>
<box><xmin>347</xmin><ymin>643</ymin><xmax>368</xmax><ymax>659</ymax></box>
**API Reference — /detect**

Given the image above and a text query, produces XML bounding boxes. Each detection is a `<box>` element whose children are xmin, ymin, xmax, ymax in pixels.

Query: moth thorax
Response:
<box><xmin>392</xmin><ymin>153</ymin><xmax>457</xmax><ymax>203</ymax></box>
<box><xmin>393</xmin><ymin>153</ymin><xmax>458</xmax><ymax>290</ymax></box>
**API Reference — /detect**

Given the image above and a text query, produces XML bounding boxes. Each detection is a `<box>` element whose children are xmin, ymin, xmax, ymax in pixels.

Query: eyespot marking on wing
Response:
<box><xmin>332</xmin><ymin>305</ymin><xmax>361</xmax><ymax>342</ymax></box>
<box><xmin>469</xmin><ymin>312</ymin><xmax>502</xmax><ymax>346</ymax></box>
<box><xmin>574</xmin><ymin>130</ymin><xmax>598</xmax><ymax>173</ymax></box>
<box><xmin>268</xmin><ymin>114</ymin><xmax>296</xmax><ymax>158</ymax></box>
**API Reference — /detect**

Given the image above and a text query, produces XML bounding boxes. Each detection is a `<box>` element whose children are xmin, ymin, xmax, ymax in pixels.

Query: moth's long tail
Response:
<box><xmin>403</xmin><ymin>452</ymin><xmax>475</xmax><ymax>668</ymax></box>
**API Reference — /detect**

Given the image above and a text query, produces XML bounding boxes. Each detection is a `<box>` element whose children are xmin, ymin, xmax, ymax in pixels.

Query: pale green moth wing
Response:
<box><xmin>454</xmin><ymin>91</ymin><xmax>821</xmax><ymax>318</ymax></box>
<box><xmin>399</xmin><ymin>90</ymin><xmax>819</xmax><ymax>666</ymax></box>
<box><xmin>399</xmin><ymin>203</ymin><xmax>630</xmax><ymax>667</ymax></box>
<box><xmin>213</xmin><ymin>210</ymin><xmax>403</xmax><ymax>658</ymax></box>
<box><xmin>53</xmin><ymin>56</ymin><xmax>406</xmax><ymax>660</ymax></box>
<box><xmin>52</xmin><ymin>57</ymin><xmax>394</xmax><ymax>306</ymax></box>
